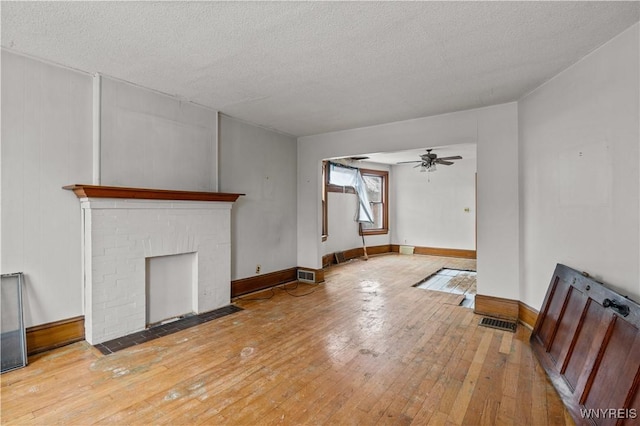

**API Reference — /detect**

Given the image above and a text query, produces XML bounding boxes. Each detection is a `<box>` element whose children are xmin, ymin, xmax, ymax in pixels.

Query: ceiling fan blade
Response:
<box><xmin>437</xmin><ymin>156</ymin><xmax>462</xmax><ymax>161</ymax></box>
<box><xmin>436</xmin><ymin>160</ymin><xmax>454</xmax><ymax>165</ymax></box>
<box><xmin>397</xmin><ymin>160</ymin><xmax>422</xmax><ymax>164</ymax></box>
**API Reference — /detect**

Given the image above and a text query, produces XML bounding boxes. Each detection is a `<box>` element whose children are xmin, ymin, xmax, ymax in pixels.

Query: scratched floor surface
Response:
<box><xmin>0</xmin><ymin>254</ymin><xmax>572</xmax><ymax>425</ymax></box>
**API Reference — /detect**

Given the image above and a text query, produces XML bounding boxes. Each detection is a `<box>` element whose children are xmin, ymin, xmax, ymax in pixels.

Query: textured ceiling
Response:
<box><xmin>2</xmin><ymin>1</ymin><xmax>639</xmax><ymax>137</ymax></box>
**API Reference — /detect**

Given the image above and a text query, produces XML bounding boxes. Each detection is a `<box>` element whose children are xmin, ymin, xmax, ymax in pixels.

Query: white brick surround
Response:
<box><xmin>80</xmin><ymin>198</ymin><xmax>233</xmax><ymax>344</ymax></box>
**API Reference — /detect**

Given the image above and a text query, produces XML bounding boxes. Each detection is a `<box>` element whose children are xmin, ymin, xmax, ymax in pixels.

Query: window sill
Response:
<box><xmin>360</xmin><ymin>229</ymin><xmax>388</xmax><ymax>236</ymax></box>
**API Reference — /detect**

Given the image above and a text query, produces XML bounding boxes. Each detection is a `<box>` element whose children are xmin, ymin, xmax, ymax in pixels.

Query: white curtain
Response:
<box><xmin>328</xmin><ymin>163</ymin><xmax>374</xmax><ymax>223</ymax></box>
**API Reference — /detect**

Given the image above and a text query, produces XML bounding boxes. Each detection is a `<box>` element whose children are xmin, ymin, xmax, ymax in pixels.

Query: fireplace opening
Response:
<box><xmin>145</xmin><ymin>252</ymin><xmax>197</xmax><ymax>327</ymax></box>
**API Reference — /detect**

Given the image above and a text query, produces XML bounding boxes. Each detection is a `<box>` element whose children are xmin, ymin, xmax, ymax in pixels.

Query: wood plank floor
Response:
<box><xmin>0</xmin><ymin>254</ymin><xmax>573</xmax><ymax>425</ymax></box>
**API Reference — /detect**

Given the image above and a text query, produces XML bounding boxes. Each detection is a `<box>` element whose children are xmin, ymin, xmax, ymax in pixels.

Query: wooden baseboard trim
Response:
<box><xmin>324</xmin><ymin>244</ymin><xmax>393</xmax><ymax>267</ymax></box>
<box><xmin>344</xmin><ymin>244</ymin><xmax>392</xmax><ymax>260</ymax></box>
<box><xmin>366</xmin><ymin>244</ymin><xmax>393</xmax><ymax>256</ymax></box>
<box><xmin>391</xmin><ymin>244</ymin><xmax>476</xmax><ymax>259</ymax></box>
<box><xmin>518</xmin><ymin>301</ymin><xmax>539</xmax><ymax>329</ymax></box>
<box><xmin>322</xmin><ymin>253</ymin><xmax>334</xmax><ymax>268</ymax></box>
<box><xmin>232</xmin><ymin>266</ymin><xmax>326</xmax><ymax>297</ymax></box>
<box><xmin>474</xmin><ymin>294</ymin><xmax>519</xmax><ymax>321</ymax></box>
<box><xmin>324</xmin><ymin>244</ymin><xmax>475</xmax><ymax>266</ymax></box>
<box><xmin>231</xmin><ymin>267</ymin><xmax>298</xmax><ymax>297</ymax></box>
<box><xmin>26</xmin><ymin>316</ymin><xmax>85</xmax><ymax>356</ymax></box>
<box><xmin>310</xmin><ymin>268</ymin><xmax>325</xmax><ymax>284</ymax></box>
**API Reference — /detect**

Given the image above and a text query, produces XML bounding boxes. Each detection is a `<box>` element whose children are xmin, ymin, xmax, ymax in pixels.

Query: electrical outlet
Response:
<box><xmin>256</xmin><ymin>264</ymin><xmax>261</xmax><ymax>274</ymax></box>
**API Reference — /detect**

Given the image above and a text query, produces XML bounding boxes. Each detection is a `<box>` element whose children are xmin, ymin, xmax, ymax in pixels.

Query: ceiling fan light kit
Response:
<box><xmin>397</xmin><ymin>149</ymin><xmax>462</xmax><ymax>173</ymax></box>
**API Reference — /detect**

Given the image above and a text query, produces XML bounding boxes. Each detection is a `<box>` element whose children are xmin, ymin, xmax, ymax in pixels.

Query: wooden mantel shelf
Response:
<box><xmin>63</xmin><ymin>184</ymin><xmax>244</xmax><ymax>202</ymax></box>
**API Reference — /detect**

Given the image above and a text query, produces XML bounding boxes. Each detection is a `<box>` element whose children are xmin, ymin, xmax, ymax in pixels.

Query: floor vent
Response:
<box><xmin>334</xmin><ymin>252</ymin><xmax>346</xmax><ymax>264</ymax></box>
<box><xmin>297</xmin><ymin>269</ymin><xmax>316</xmax><ymax>283</ymax></box>
<box><xmin>479</xmin><ymin>317</ymin><xmax>517</xmax><ymax>333</ymax></box>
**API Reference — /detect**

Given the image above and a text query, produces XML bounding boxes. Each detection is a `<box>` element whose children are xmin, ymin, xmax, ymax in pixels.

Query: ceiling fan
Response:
<box><xmin>397</xmin><ymin>149</ymin><xmax>462</xmax><ymax>172</ymax></box>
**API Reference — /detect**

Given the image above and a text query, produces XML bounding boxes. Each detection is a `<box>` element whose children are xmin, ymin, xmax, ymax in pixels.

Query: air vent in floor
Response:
<box><xmin>479</xmin><ymin>317</ymin><xmax>517</xmax><ymax>333</ymax></box>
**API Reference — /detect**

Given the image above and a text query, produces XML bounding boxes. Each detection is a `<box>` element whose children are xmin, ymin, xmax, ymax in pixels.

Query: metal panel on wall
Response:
<box><xmin>1</xmin><ymin>272</ymin><xmax>27</xmax><ymax>373</ymax></box>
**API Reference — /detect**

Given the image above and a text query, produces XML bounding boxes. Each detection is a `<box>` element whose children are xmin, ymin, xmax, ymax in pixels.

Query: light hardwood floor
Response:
<box><xmin>1</xmin><ymin>254</ymin><xmax>572</xmax><ymax>425</ymax></box>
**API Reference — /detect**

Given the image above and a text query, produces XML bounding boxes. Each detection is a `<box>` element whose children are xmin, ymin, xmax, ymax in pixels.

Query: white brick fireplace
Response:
<box><xmin>65</xmin><ymin>185</ymin><xmax>242</xmax><ymax>344</ymax></box>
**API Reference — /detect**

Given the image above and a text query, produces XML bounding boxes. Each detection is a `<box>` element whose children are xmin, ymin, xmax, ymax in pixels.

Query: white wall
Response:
<box><xmin>518</xmin><ymin>23</ymin><xmax>640</xmax><ymax>309</ymax></box>
<box><xmin>298</xmin><ymin>104</ymin><xmax>519</xmax><ymax>300</ymax></box>
<box><xmin>323</xmin><ymin>192</ymin><xmax>360</xmax><ymax>255</ymax></box>
<box><xmin>218</xmin><ymin>115</ymin><xmax>298</xmax><ymax>279</ymax></box>
<box><xmin>322</xmin><ymin>162</ymin><xmax>391</xmax><ymax>255</ymax></box>
<box><xmin>392</xmin><ymin>154</ymin><xmax>476</xmax><ymax>250</ymax></box>
<box><xmin>1</xmin><ymin>52</ymin><xmax>222</xmax><ymax>328</ymax></box>
<box><xmin>476</xmin><ymin>104</ymin><xmax>520</xmax><ymax>300</ymax></box>
<box><xmin>1</xmin><ymin>50</ymin><xmax>93</xmax><ymax>327</ymax></box>
<box><xmin>100</xmin><ymin>77</ymin><xmax>218</xmax><ymax>191</ymax></box>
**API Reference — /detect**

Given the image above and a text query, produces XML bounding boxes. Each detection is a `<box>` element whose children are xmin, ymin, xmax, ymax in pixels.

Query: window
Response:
<box><xmin>322</xmin><ymin>162</ymin><xmax>389</xmax><ymax>240</ymax></box>
<box><xmin>322</xmin><ymin>161</ymin><xmax>357</xmax><ymax>242</ymax></box>
<box><xmin>325</xmin><ymin>162</ymin><xmax>356</xmax><ymax>195</ymax></box>
<box><xmin>359</xmin><ymin>168</ymin><xmax>388</xmax><ymax>235</ymax></box>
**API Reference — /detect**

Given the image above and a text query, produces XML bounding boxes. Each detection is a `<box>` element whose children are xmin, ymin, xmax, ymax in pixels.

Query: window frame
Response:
<box><xmin>322</xmin><ymin>161</ymin><xmax>328</xmax><ymax>241</ymax></box>
<box><xmin>325</xmin><ymin>162</ymin><xmax>356</xmax><ymax>195</ymax></box>
<box><xmin>358</xmin><ymin>168</ymin><xmax>389</xmax><ymax>236</ymax></box>
<box><xmin>322</xmin><ymin>162</ymin><xmax>389</xmax><ymax>240</ymax></box>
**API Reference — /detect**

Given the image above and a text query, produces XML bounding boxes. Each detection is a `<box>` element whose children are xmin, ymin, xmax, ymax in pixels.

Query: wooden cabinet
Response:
<box><xmin>531</xmin><ymin>264</ymin><xmax>640</xmax><ymax>425</ymax></box>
